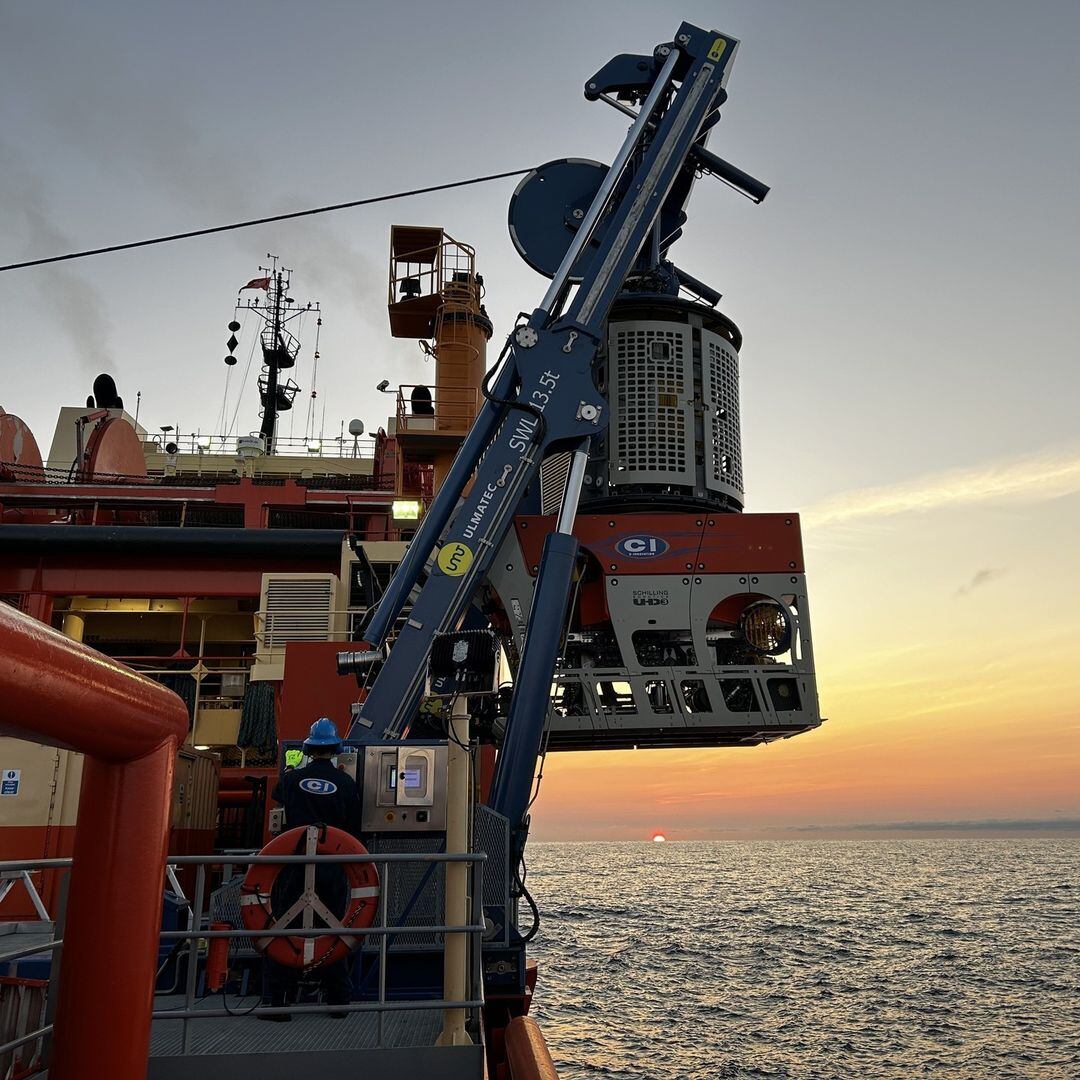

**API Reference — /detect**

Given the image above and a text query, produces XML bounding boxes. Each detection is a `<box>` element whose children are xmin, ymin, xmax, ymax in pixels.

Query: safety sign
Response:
<box><xmin>1</xmin><ymin>769</ymin><xmax>20</xmax><ymax>796</ymax></box>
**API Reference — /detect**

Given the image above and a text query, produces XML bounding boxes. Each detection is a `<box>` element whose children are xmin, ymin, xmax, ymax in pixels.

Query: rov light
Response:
<box><xmin>392</xmin><ymin>499</ymin><xmax>421</xmax><ymax>520</ymax></box>
<box><xmin>196</xmin><ymin>435</ymin><xmax>213</xmax><ymax>450</ymax></box>
<box><xmin>306</xmin><ymin>439</ymin><xmax>322</xmax><ymax>453</ymax></box>
<box><xmin>738</xmin><ymin>600</ymin><xmax>792</xmax><ymax>656</ymax></box>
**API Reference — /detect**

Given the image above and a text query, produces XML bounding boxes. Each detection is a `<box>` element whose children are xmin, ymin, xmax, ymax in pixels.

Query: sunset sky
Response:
<box><xmin>2</xmin><ymin>1</ymin><xmax>1077</xmax><ymax>837</ymax></box>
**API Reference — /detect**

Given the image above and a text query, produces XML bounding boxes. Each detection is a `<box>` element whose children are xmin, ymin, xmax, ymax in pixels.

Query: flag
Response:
<box><xmin>240</xmin><ymin>276</ymin><xmax>270</xmax><ymax>291</ymax></box>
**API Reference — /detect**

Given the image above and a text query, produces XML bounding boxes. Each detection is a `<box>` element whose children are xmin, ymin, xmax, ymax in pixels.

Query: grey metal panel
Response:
<box><xmin>473</xmin><ymin>805</ymin><xmax>510</xmax><ymax>944</ymax></box>
<box><xmin>362</xmin><ymin>746</ymin><xmax>448</xmax><ymax>833</ymax></box>
<box><xmin>608</xmin><ymin>319</ymin><xmax>695</xmax><ymax>487</ymax></box>
<box><xmin>605</xmin><ymin>573</ymin><xmax>694</xmax><ymax>670</ymax></box>
<box><xmin>207</xmin><ymin>875</ymin><xmax>258</xmax><ymax>958</ymax></box>
<box><xmin>366</xmin><ymin>835</ymin><xmax>445</xmax><ymax>949</ymax></box>
<box><xmin>150</xmin><ymin>1044</ymin><xmax>483</xmax><ymax>1080</ymax></box>
<box><xmin>700</xmin><ymin>327</ymin><xmax>744</xmax><ymax>505</ymax></box>
<box><xmin>487</xmin><ymin>531</ymin><xmax>821</xmax><ymax>749</ymax></box>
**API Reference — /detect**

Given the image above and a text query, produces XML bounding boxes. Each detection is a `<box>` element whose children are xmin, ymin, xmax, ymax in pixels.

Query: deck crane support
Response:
<box><xmin>351</xmin><ymin>22</ymin><xmax>772</xmax><ymax>856</ymax></box>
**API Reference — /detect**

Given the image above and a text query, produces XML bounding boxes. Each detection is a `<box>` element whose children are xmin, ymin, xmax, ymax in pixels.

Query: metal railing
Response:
<box><xmin>0</xmin><ymin>858</ymin><xmax>69</xmax><ymax>1068</ymax></box>
<box><xmin>0</xmin><ymin>849</ymin><xmax>487</xmax><ymax>1061</ymax></box>
<box><xmin>388</xmin><ymin>235</ymin><xmax>478</xmax><ymax>312</ymax></box>
<box><xmin>253</xmin><ymin>608</ymin><xmax>355</xmax><ymax>649</ymax></box>
<box><xmin>163</xmin><ymin>850</ymin><xmax>486</xmax><ymax>1053</ymax></box>
<box><xmin>143</xmin><ymin>433</ymin><xmax>376</xmax><ymax>460</ymax></box>
<box><xmin>396</xmin><ymin>385</ymin><xmax>479</xmax><ymax>436</ymax></box>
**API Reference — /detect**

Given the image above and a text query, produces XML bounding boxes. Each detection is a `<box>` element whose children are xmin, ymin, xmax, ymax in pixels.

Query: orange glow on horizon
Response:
<box><xmin>527</xmin><ymin>481</ymin><xmax>1080</xmax><ymax>841</ymax></box>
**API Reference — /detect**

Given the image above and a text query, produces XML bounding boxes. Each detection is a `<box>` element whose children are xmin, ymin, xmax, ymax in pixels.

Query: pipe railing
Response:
<box><xmin>143</xmin><ymin>433</ymin><xmax>377</xmax><ymax>460</ymax></box>
<box><xmin>161</xmin><ymin>850</ymin><xmax>485</xmax><ymax>1052</ymax></box>
<box><xmin>0</xmin><ymin>604</ymin><xmax>189</xmax><ymax>1080</ymax></box>
<box><xmin>0</xmin><ymin>849</ymin><xmax>487</xmax><ymax>1059</ymax></box>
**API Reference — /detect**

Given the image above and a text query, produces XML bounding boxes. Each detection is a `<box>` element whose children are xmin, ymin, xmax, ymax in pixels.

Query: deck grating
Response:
<box><xmin>150</xmin><ymin>995</ymin><xmax>441</xmax><ymax>1056</ymax></box>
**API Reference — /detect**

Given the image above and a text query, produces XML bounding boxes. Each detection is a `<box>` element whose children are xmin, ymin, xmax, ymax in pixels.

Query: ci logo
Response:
<box><xmin>615</xmin><ymin>535</ymin><xmax>669</xmax><ymax>559</ymax></box>
<box><xmin>438</xmin><ymin>542</ymin><xmax>474</xmax><ymax>577</ymax></box>
<box><xmin>299</xmin><ymin>778</ymin><xmax>338</xmax><ymax>795</ymax></box>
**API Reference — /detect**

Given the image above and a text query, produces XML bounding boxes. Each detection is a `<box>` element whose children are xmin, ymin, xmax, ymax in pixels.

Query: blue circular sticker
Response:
<box><xmin>299</xmin><ymin>778</ymin><xmax>338</xmax><ymax>795</ymax></box>
<box><xmin>615</xmin><ymin>535</ymin><xmax>670</xmax><ymax>559</ymax></box>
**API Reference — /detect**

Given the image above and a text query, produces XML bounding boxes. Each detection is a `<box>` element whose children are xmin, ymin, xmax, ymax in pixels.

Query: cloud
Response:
<box><xmin>802</xmin><ymin>447</ymin><xmax>1080</xmax><ymax>528</ymax></box>
<box><xmin>793</xmin><ymin>818</ymin><xmax>1080</xmax><ymax>833</ymax></box>
<box><xmin>955</xmin><ymin>567</ymin><xmax>1005</xmax><ymax>597</ymax></box>
<box><xmin>1</xmin><ymin>142</ymin><xmax>114</xmax><ymax>377</ymax></box>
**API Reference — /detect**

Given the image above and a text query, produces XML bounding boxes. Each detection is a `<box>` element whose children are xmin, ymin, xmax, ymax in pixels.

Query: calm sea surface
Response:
<box><xmin>526</xmin><ymin>840</ymin><xmax>1079</xmax><ymax>1079</ymax></box>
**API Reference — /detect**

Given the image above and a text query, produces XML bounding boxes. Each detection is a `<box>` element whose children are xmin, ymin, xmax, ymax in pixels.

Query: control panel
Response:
<box><xmin>361</xmin><ymin>743</ymin><xmax>448</xmax><ymax>832</ymax></box>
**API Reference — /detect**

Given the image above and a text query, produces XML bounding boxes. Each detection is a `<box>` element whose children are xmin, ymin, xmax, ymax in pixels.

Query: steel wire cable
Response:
<box><xmin>0</xmin><ymin>169</ymin><xmax>533</xmax><ymax>273</ymax></box>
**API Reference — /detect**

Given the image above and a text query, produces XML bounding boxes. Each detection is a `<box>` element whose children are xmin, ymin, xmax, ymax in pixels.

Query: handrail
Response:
<box><xmin>253</xmin><ymin>608</ymin><xmax>358</xmax><ymax>648</ymax></box>
<box><xmin>0</xmin><ymin>940</ymin><xmax>62</xmax><ymax>965</ymax></box>
<box><xmin>0</xmin><ymin>602</ymin><xmax>189</xmax><ymax>1080</ymax></box>
<box><xmin>0</xmin><ymin>852</ymin><xmax>484</xmax><ymax>870</ymax></box>
<box><xmin>143</xmin><ymin>433</ymin><xmax>375</xmax><ymax>460</ymax></box>
<box><xmin>171</xmin><ymin>849</ymin><xmax>486</xmax><ymax>1052</ymax></box>
<box><xmin>0</xmin><ymin>850</ymin><xmax>489</xmax><ymax>1053</ymax></box>
<box><xmin>396</xmin><ymin>384</ymin><xmax>480</xmax><ymax>435</ymax></box>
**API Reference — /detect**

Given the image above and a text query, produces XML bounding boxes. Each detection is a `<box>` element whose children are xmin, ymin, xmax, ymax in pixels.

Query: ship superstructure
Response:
<box><xmin>0</xmin><ymin>21</ymin><xmax>822</xmax><ymax>1080</ymax></box>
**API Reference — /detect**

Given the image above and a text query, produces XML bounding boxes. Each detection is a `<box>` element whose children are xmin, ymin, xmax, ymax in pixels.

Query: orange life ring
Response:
<box><xmin>240</xmin><ymin>824</ymin><xmax>380</xmax><ymax>971</ymax></box>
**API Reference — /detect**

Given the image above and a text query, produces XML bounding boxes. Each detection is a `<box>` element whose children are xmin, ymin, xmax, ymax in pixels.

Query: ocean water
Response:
<box><xmin>526</xmin><ymin>840</ymin><xmax>1079</xmax><ymax>1079</ymax></box>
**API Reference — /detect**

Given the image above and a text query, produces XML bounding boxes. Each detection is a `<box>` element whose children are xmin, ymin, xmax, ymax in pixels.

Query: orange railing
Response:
<box><xmin>0</xmin><ymin>604</ymin><xmax>188</xmax><ymax>1080</ymax></box>
<box><xmin>388</xmin><ymin>234</ymin><xmax>477</xmax><ymax>312</ymax></box>
<box><xmin>396</xmin><ymin>385</ymin><xmax>479</xmax><ymax>437</ymax></box>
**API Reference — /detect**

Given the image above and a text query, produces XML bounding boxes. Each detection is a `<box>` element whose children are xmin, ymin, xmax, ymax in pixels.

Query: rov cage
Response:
<box><xmin>579</xmin><ymin>295</ymin><xmax>746</xmax><ymax>515</ymax></box>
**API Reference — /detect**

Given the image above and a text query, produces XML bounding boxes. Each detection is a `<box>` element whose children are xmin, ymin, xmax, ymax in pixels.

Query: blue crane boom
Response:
<box><xmin>351</xmin><ymin>22</ymin><xmax>766</xmax><ymax>848</ymax></box>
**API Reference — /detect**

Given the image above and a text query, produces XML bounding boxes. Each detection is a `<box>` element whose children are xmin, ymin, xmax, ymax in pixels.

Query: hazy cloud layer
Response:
<box><xmin>956</xmin><ymin>567</ymin><xmax>1005</xmax><ymax>597</ymax></box>
<box><xmin>1</xmin><ymin>143</ymin><xmax>114</xmax><ymax>376</ymax></box>
<box><xmin>803</xmin><ymin>446</ymin><xmax>1080</xmax><ymax>528</ymax></box>
<box><xmin>794</xmin><ymin>818</ymin><xmax>1080</xmax><ymax>833</ymax></box>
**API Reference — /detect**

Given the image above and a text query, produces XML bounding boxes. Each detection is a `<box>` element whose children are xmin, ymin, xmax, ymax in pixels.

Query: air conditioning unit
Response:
<box><xmin>252</xmin><ymin>572</ymin><xmax>341</xmax><ymax>681</ymax></box>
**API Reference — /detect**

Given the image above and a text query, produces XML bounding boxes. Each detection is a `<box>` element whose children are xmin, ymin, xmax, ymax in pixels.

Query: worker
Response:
<box><xmin>262</xmin><ymin>717</ymin><xmax>362</xmax><ymax>1022</ymax></box>
<box><xmin>272</xmin><ymin>718</ymin><xmax>362</xmax><ymax>835</ymax></box>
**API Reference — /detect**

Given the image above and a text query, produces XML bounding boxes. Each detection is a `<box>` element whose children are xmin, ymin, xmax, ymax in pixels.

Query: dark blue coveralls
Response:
<box><xmin>265</xmin><ymin>758</ymin><xmax>364</xmax><ymax>1015</ymax></box>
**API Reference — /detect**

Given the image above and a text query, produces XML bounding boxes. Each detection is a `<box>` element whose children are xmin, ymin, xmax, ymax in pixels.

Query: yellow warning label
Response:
<box><xmin>437</xmin><ymin>542</ymin><xmax>474</xmax><ymax>577</ymax></box>
<box><xmin>708</xmin><ymin>37</ymin><xmax>727</xmax><ymax>62</ymax></box>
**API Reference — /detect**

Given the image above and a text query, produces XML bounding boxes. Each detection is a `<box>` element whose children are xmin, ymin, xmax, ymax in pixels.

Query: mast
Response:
<box><xmin>226</xmin><ymin>254</ymin><xmax>320</xmax><ymax>455</ymax></box>
<box><xmin>259</xmin><ymin>268</ymin><xmax>285</xmax><ymax>452</ymax></box>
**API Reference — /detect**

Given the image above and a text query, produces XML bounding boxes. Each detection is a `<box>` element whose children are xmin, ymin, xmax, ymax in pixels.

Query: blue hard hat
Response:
<box><xmin>304</xmin><ymin>717</ymin><xmax>342</xmax><ymax>750</ymax></box>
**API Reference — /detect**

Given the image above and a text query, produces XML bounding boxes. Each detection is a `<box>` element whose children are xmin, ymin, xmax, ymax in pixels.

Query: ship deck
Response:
<box><xmin>149</xmin><ymin>996</ymin><xmax>482</xmax><ymax>1080</ymax></box>
<box><xmin>150</xmin><ymin>994</ymin><xmax>439</xmax><ymax>1054</ymax></box>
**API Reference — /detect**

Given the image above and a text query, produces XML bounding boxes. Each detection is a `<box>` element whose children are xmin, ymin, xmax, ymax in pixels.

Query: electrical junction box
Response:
<box><xmin>362</xmin><ymin>743</ymin><xmax>448</xmax><ymax>833</ymax></box>
<box><xmin>220</xmin><ymin>672</ymin><xmax>246</xmax><ymax>698</ymax></box>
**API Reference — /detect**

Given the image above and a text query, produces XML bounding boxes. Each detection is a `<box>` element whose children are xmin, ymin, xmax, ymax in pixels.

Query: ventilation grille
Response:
<box><xmin>610</xmin><ymin>322</ymin><xmax>693</xmax><ymax>485</ymax></box>
<box><xmin>539</xmin><ymin>451</ymin><xmax>572</xmax><ymax>515</ymax></box>
<box><xmin>260</xmin><ymin>574</ymin><xmax>336</xmax><ymax>648</ymax></box>
<box><xmin>702</xmin><ymin>329</ymin><xmax>744</xmax><ymax>504</ymax></box>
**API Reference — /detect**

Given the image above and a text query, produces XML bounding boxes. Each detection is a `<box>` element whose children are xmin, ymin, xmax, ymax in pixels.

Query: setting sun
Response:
<box><xmin>652</xmin><ymin>833</ymin><xmax>667</xmax><ymax>843</ymax></box>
